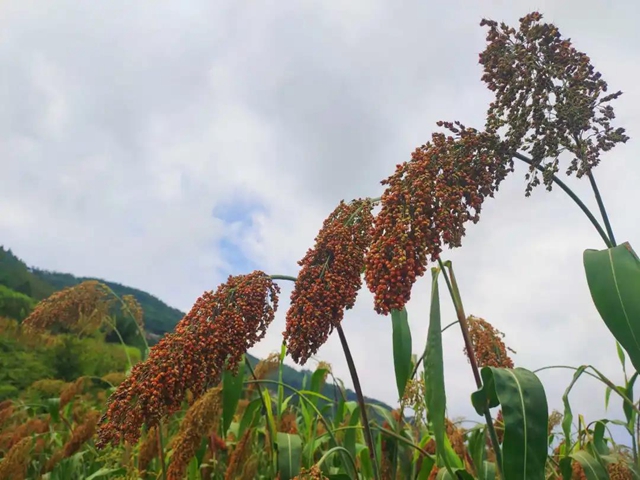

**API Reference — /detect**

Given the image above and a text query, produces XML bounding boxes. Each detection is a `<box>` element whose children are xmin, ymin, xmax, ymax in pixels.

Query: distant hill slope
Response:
<box><xmin>0</xmin><ymin>245</ymin><xmax>394</xmax><ymax>412</ymax></box>
<box><xmin>0</xmin><ymin>247</ymin><xmax>56</xmax><ymax>300</ymax></box>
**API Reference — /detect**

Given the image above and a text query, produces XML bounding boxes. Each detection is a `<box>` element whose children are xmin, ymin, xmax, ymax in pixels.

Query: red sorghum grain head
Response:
<box><xmin>365</xmin><ymin>123</ymin><xmax>510</xmax><ymax>314</ymax></box>
<box><xmin>466</xmin><ymin>315</ymin><xmax>515</xmax><ymax>369</ymax></box>
<box><xmin>284</xmin><ymin>198</ymin><xmax>374</xmax><ymax>364</ymax></box>
<box><xmin>96</xmin><ymin>271</ymin><xmax>279</xmax><ymax>448</ymax></box>
<box><xmin>479</xmin><ymin>12</ymin><xmax>628</xmax><ymax>195</ymax></box>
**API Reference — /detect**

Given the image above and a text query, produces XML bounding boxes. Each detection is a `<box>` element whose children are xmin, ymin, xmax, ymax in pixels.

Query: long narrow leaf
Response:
<box><xmin>392</xmin><ymin>307</ymin><xmax>412</xmax><ymax>400</ymax></box>
<box><xmin>423</xmin><ymin>268</ymin><xmax>453</xmax><ymax>475</ymax></box>
<box><xmin>569</xmin><ymin>450</ymin><xmax>610</xmax><ymax>480</ymax></box>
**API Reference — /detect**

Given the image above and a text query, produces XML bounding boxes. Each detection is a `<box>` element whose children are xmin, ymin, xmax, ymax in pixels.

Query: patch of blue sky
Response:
<box><xmin>212</xmin><ymin>193</ymin><xmax>267</xmax><ymax>275</ymax></box>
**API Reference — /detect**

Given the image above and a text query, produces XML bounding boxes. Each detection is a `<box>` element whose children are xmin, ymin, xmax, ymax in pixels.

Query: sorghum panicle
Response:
<box><xmin>122</xmin><ymin>294</ymin><xmax>144</xmax><ymax>329</ymax></box>
<box><xmin>293</xmin><ymin>465</ymin><xmax>329</xmax><ymax>480</ymax></box>
<box><xmin>548</xmin><ymin>409</ymin><xmax>563</xmax><ymax>435</ymax></box>
<box><xmin>365</xmin><ymin>124</ymin><xmax>509</xmax><ymax>314</ymax></box>
<box><xmin>59</xmin><ymin>377</ymin><xmax>87</xmax><ymax>408</ymax></box>
<box><xmin>137</xmin><ymin>426</ymin><xmax>159</xmax><ymax>476</ymax></box>
<box><xmin>96</xmin><ymin>271</ymin><xmax>279</xmax><ymax>447</ymax></box>
<box><xmin>167</xmin><ymin>387</ymin><xmax>222</xmax><ymax>480</ymax></box>
<box><xmin>247</xmin><ymin>352</ymin><xmax>280</xmax><ymax>394</ymax></box>
<box><xmin>0</xmin><ymin>417</ymin><xmax>49</xmax><ymax>452</ymax></box>
<box><xmin>466</xmin><ymin>315</ymin><xmax>515</xmax><ymax>368</ymax></box>
<box><xmin>0</xmin><ymin>437</ymin><xmax>31</xmax><ymax>480</ymax></box>
<box><xmin>284</xmin><ymin>199</ymin><xmax>374</xmax><ymax>364</ymax></box>
<box><xmin>224</xmin><ymin>428</ymin><xmax>254</xmax><ymax>480</ymax></box>
<box><xmin>278</xmin><ymin>408</ymin><xmax>299</xmax><ymax>434</ymax></box>
<box><xmin>479</xmin><ymin>12</ymin><xmax>629</xmax><ymax>195</ymax></box>
<box><xmin>400</xmin><ymin>378</ymin><xmax>425</xmax><ymax>428</ymax></box>
<box><xmin>22</xmin><ymin>280</ymin><xmax>115</xmax><ymax>334</ymax></box>
<box><xmin>43</xmin><ymin>410</ymin><xmax>101</xmax><ymax>473</ymax></box>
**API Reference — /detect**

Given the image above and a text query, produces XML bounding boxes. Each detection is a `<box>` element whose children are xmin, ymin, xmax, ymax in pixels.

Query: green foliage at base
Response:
<box><xmin>0</xmin><ymin>332</ymin><xmax>139</xmax><ymax>400</ymax></box>
<box><xmin>0</xmin><ymin>284</ymin><xmax>35</xmax><ymax>321</ymax></box>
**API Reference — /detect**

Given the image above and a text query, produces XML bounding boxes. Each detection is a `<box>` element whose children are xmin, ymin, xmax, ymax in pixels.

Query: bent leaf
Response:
<box><xmin>424</xmin><ymin>268</ymin><xmax>455</xmax><ymax>476</ymax></box>
<box><xmin>584</xmin><ymin>243</ymin><xmax>640</xmax><ymax>373</ymax></box>
<box><xmin>564</xmin><ymin>450</ymin><xmax>609</xmax><ymax>480</ymax></box>
<box><xmin>276</xmin><ymin>432</ymin><xmax>302</xmax><ymax>480</ymax></box>
<box><xmin>471</xmin><ymin>367</ymin><xmax>548</xmax><ymax>480</ymax></box>
<box><xmin>391</xmin><ymin>307</ymin><xmax>412</xmax><ymax>400</ymax></box>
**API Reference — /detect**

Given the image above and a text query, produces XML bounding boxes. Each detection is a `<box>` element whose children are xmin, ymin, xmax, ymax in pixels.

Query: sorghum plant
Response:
<box><xmin>0</xmin><ymin>9</ymin><xmax>629</xmax><ymax>480</ymax></box>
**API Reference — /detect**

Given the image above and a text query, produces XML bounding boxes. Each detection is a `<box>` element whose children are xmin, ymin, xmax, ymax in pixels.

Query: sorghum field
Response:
<box><xmin>1</xmin><ymin>10</ymin><xmax>639</xmax><ymax>480</ymax></box>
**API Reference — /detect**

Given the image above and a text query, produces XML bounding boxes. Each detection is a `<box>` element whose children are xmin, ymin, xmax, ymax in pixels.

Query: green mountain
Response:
<box><xmin>0</xmin><ymin>246</ymin><xmax>394</xmax><ymax>412</ymax></box>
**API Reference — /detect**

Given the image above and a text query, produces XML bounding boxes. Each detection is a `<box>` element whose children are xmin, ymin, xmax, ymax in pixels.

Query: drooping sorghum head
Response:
<box><xmin>167</xmin><ymin>387</ymin><xmax>222</xmax><ymax>480</ymax></box>
<box><xmin>247</xmin><ymin>352</ymin><xmax>280</xmax><ymax>394</ymax></box>
<box><xmin>22</xmin><ymin>280</ymin><xmax>115</xmax><ymax>335</ymax></box>
<box><xmin>0</xmin><ymin>436</ymin><xmax>32</xmax><ymax>480</ymax></box>
<box><xmin>121</xmin><ymin>294</ymin><xmax>144</xmax><ymax>329</ymax></box>
<box><xmin>137</xmin><ymin>426</ymin><xmax>159</xmax><ymax>476</ymax></box>
<box><xmin>479</xmin><ymin>12</ymin><xmax>629</xmax><ymax>195</ymax></box>
<box><xmin>466</xmin><ymin>315</ymin><xmax>515</xmax><ymax>369</ymax></box>
<box><xmin>365</xmin><ymin>123</ymin><xmax>510</xmax><ymax>314</ymax></box>
<box><xmin>284</xmin><ymin>199</ymin><xmax>374</xmax><ymax>364</ymax></box>
<box><xmin>224</xmin><ymin>428</ymin><xmax>254</xmax><ymax>480</ymax></box>
<box><xmin>43</xmin><ymin>410</ymin><xmax>101</xmax><ymax>473</ymax></box>
<box><xmin>96</xmin><ymin>271</ymin><xmax>279</xmax><ymax>447</ymax></box>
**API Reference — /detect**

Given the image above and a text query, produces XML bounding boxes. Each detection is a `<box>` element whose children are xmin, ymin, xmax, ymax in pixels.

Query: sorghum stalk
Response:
<box><xmin>438</xmin><ymin>259</ymin><xmax>504</xmax><ymax>478</ymax></box>
<box><xmin>586</xmin><ymin>170</ymin><xmax>617</xmax><ymax>247</ymax></box>
<box><xmin>270</xmin><ymin>273</ymin><xmax>380</xmax><ymax>480</ymax></box>
<box><xmin>157</xmin><ymin>421</ymin><xmax>167</xmax><ymax>480</ymax></box>
<box><xmin>336</xmin><ymin>324</ymin><xmax>380</xmax><ymax>480</ymax></box>
<box><xmin>244</xmin><ymin>357</ymin><xmax>277</xmax><ymax>476</ymax></box>
<box><xmin>513</xmin><ymin>152</ymin><xmax>613</xmax><ymax>248</ymax></box>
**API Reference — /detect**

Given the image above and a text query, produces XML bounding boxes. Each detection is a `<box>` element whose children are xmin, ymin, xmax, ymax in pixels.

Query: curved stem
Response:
<box><xmin>244</xmin><ymin>357</ymin><xmax>278</xmax><ymax>470</ymax></box>
<box><xmin>534</xmin><ymin>365</ymin><xmax>640</xmax><ymax>416</ymax></box>
<box><xmin>336</xmin><ymin>324</ymin><xmax>381</xmax><ymax>480</ymax></box>
<box><xmin>102</xmin><ymin>285</ymin><xmax>150</xmax><ymax>358</ymax></box>
<box><xmin>269</xmin><ymin>274</ymin><xmax>298</xmax><ymax>283</ymax></box>
<box><xmin>317</xmin><ymin>446</ymin><xmax>360</xmax><ymax>476</ymax></box>
<box><xmin>102</xmin><ymin>315</ymin><xmax>133</xmax><ymax>370</ymax></box>
<box><xmin>437</xmin><ymin>258</ymin><xmax>504</xmax><ymax>479</ymax></box>
<box><xmin>373</xmin><ymin>425</ymin><xmax>434</xmax><ymax>459</ymax></box>
<box><xmin>513</xmin><ymin>152</ymin><xmax>613</xmax><ymax>248</ymax></box>
<box><xmin>587</xmin><ymin>171</ymin><xmax>617</xmax><ymax>247</ymax></box>
<box><xmin>156</xmin><ymin>421</ymin><xmax>167</xmax><ymax>480</ymax></box>
<box><xmin>246</xmin><ymin>378</ymin><xmax>358</xmax><ymax>478</ymax></box>
<box><xmin>267</xmin><ymin>272</ymin><xmax>379</xmax><ymax>476</ymax></box>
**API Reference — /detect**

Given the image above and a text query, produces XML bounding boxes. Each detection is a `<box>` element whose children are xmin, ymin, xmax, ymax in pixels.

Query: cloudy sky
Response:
<box><xmin>2</xmin><ymin>0</ymin><xmax>640</xmax><ymax>441</ymax></box>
